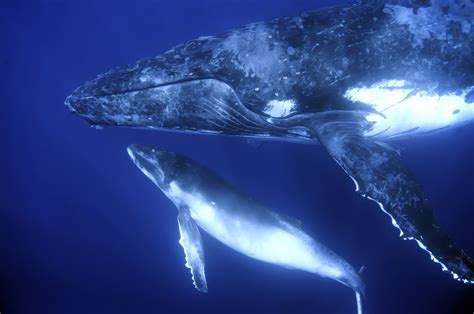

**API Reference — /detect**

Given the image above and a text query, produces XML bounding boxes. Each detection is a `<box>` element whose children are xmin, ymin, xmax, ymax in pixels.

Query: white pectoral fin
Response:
<box><xmin>177</xmin><ymin>207</ymin><xmax>208</xmax><ymax>293</ymax></box>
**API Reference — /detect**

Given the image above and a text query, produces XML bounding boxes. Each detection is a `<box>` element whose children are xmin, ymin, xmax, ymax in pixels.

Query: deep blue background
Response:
<box><xmin>2</xmin><ymin>0</ymin><xmax>474</xmax><ymax>313</ymax></box>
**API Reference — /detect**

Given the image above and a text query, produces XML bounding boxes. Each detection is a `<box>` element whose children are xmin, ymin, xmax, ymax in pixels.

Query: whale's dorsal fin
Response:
<box><xmin>281</xmin><ymin>214</ymin><xmax>302</xmax><ymax>228</ymax></box>
<box><xmin>177</xmin><ymin>206</ymin><xmax>208</xmax><ymax>292</ymax></box>
<box><xmin>310</xmin><ymin>110</ymin><xmax>474</xmax><ymax>284</ymax></box>
<box><xmin>269</xmin><ymin>211</ymin><xmax>302</xmax><ymax>228</ymax></box>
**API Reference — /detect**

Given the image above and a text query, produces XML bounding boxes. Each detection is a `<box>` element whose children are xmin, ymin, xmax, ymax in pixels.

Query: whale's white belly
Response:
<box><xmin>168</xmin><ymin>181</ymin><xmax>328</xmax><ymax>273</ymax></box>
<box><xmin>194</xmin><ymin>204</ymin><xmax>317</xmax><ymax>270</ymax></box>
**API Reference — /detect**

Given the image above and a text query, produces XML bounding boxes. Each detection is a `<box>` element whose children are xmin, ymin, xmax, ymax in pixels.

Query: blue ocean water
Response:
<box><xmin>2</xmin><ymin>0</ymin><xmax>474</xmax><ymax>313</ymax></box>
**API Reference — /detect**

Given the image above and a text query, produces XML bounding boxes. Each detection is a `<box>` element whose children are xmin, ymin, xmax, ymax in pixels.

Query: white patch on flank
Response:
<box><xmin>344</xmin><ymin>80</ymin><xmax>474</xmax><ymax>138</ymax></box>
<box><xmin>263</xmin><ymin>99</ymin><xmax>297</xmax><ymax>118</ymax></box>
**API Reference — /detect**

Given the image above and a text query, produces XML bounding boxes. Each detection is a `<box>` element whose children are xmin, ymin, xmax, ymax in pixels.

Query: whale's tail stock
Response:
<box><xmin>353</xmin><ymin>273</ymin><xmax>365</xmax><ymax>314</ymax></box>
<box><xmin>355</xmin><ymin>265</ymin><xmax>366</xmax><ymax>314</ymax></box>
<box><xmin>356</xmin><ymin>290</ymin><xmax>363</xmax><ymax>314</ymax></box>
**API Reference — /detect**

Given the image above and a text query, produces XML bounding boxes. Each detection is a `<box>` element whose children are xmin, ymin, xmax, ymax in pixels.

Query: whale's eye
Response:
<box><xmin>452</xmin><ymin>109</ymin><xmax>460</xmax><ymax>115</ymax></box>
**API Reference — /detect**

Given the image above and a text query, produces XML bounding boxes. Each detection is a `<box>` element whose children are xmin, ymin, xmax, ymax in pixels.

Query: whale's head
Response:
<box><xmin>65</xmin><ymin>22</ymin><xmax>315</xmax><ymax>139</ymax></box>
<box><xmin>127</xmin><ymin>144</ymin><xmax>213</xmax><ymax>195</ymax></box>
<box><xmin>127</xmin><ymin>144</ymin><xmax>167</xmax><ymax>191</ymax></box>
<box><xmin>127</xmin><ymin>144</ymin><xmax>187</xmax><ymax>191</ymax></box>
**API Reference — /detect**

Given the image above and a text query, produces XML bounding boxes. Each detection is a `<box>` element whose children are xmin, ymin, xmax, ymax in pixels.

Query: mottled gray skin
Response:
<box><xmin>65</xmin><ymin>0</ymin><xmax>474</xmax><ymax>284</ymax></box>
<box><xmin>66</xmin><ymin>0</ymin><xmax>472</xmax><ymax>135</ymax></box>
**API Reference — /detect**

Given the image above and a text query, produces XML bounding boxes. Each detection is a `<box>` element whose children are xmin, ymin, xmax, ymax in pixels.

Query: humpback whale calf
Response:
<box><xmin>65</xmin><ymin>0</ymin><xmax>474</xmax><ymax>283</ymax></box>
<box><xmin>127</xmin><ymin>144</ymin><xmax>365</xmax><ymax>314</ymax></box>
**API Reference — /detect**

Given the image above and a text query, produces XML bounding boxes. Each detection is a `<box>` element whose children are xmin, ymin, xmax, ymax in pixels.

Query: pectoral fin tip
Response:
<box><xmin>177</xmin><ymin>207</ymin><xmax>209</xmax><ymax>292</ymax></box>
<box><xmin>313</xmin><ymin>113</ymin><xmax>474</xmax><ymax>284</ymax></box>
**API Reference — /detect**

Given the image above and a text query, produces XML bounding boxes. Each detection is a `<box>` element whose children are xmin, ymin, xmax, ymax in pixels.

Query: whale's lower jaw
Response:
<box><xmin>65</xmin><ymin>77</ymin><xmax>311</xmax><ymax>140</ymax></box>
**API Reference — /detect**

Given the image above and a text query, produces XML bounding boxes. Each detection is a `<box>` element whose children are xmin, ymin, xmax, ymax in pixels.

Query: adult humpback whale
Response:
<box><xmin>65</xmin><ymin>0</ymin><xmax>474</xmax><ymax>283</ymax></box>
<box><xmin>127</xmin><ymin>144</ymin><xmax>365</xmax><ymax>314</ymax></box>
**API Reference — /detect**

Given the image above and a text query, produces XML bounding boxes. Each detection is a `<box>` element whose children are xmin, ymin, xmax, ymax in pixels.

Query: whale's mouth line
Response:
<box><xmin>73</xmin><ymin>77</ymin><xmax>227</xmax><ymax>99</ymax></box>
<box><xmin>66</xmin><ymin>77</ymin><xmax>280</xmax><ymax>136</ymax></box>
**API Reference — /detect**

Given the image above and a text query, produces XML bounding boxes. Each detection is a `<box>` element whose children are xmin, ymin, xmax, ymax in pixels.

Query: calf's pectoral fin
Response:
<box><xmin>310</xmin><ymin>111</ymin><xmax>474</xmax><ymax>284</ymax></box>
<box><xmin>177</xmin><ymin>206</ymin><xmax>208</xmax><ymax>292</ymax></box>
